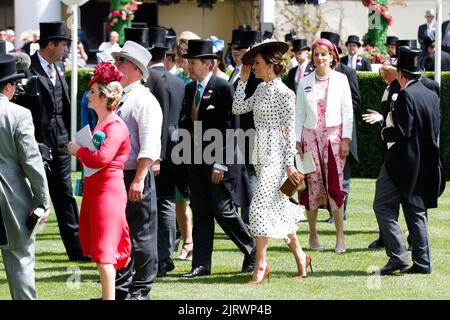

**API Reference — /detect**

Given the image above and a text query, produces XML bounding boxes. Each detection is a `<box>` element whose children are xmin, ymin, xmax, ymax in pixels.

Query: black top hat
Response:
<box><xmin>165</xmin><ymin>36</ymin><xmax>177</xmax><ymax>55</ymax></box>
<box><xmin>345</xmin><ymin>35</ymin><xmax>361</xmax><ymax>47</ymax></box>
<box><xmin>396</xmin><ymin>39</ymin><xmax>418</xmax><ymax>49</ymax></box>
<box><xmin>262</xmin><ymin>30</ymin><xmax>273</xmax><ymax>40</ymax></box>
<box><xmin>38</xmin><ymin>21</ymin><xmax>71</xmax><ymax>43</ymax></box>
<box><xmin>228</xmin><ymin>29</ymin><xmax>242</xmax><ymax>45</ymax></box>
<box><xmin>0</xmin><ymin>40</ymin><xmax>6</xmax><ymax>55</ymax></box>
<box><xmin>242</xmin><ymin>40</ymin><xmax>289</xmax><ymax>65</ymax></box>
<box><xmin>148</xmin><ymin>27</ymin><xmax>169</xmax><ymax>51</ymax></box>
<box><xmin>292</xmin><ymin>39</ymin><xmax>310</xmax><ymax>52</ymax></box>
<box><xmin>284</xmin><ymin>30</ymin><xmax>297</xmax><ymax>42</ymax></box>
<box><xmin>320</xmin><ymin>31</ymin><xmax>342</xmax><ymax>54</ymax></box>
<box><xmin>182</xmin><ymin>39</ymin><xmax>219</xmax><ymax>59</ymax></box>
<box><xmin>396</xmin><ymin>46</ymin><xmax>424</xmax><ymax>74</ymax></box>
<box><xmin>235</xmin><ymin>31</ymin><xmax>261</xmax><ymax>49</ymax></box>
<box><xmin>424</xmin><ymin>35</ymin><xmax>435</xmax><ymax>49</ymax></box>
<box><xmin>385</xmin><ymin>36</ymin><xmax>398</xmax><ymax>46</ymax></box>
<box><xmin>0</xmin><ymin>54</ymin><xmax>25</xmax><ymax>84</ymax></box>
<box><xmin>124</xmin><ymin>28</ymin><xmax>154</xmax><ymax>51</ymax></box>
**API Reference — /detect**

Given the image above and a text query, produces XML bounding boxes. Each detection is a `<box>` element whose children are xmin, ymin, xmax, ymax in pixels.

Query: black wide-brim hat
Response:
<box><xmin>182</xmin><ymin>39</ymin><xmax>218</xmax><ymax>59</ymax></box>
<box><xmin>292</xmin><ymin>39</ymin><xmax>310</xmax><ymax>52</ymax></box>
<box><xmin>320</xmin><ymin>31</ymin><xmax>342</xmax><ymax>54</ymax></box>
<box><xmin>385</xmin><ymin>36</ymin><xmax>399</xmax><ymax>46</ymax></box>
<box><xmin>235</xmin><ymin>31</ymin><xmax>261</xmax><ymax>49</ymax></box>
<box><xmin>345</xmin><ymin>35</ymin><xmax>361</xmax><ymax>47</ymax></box>
<box><xmin>424</xmin><ymin>35</ymin><xmax>435</xmax><ymax>49</ymax></box>
<box><xmin>124</xmin><ymin>28</ymin><xmax>154</xmax><ymax>51</ymax></box>
<box><xmin>396</xmin><ymin>46</ymin><xmax>424</xmax><ymax>74</ymax></box>
<box><xmin>242</xmin><ymin>40</ymin><xmax>289</xmax><ymax>65</ymax></box>
<box><xmin>38</xmin><ymin>21</ymin><xmax>71</xmax><ymax>43</ymax></box>
<box><xmin>0</xmin><ymin>54</ymin><xmax>25</xmax><ymax>83</ymax></box>
<box><xmin>148</xmin><ymin>27</ymin><xmax>169</xmax><ymax>51</ymax></box>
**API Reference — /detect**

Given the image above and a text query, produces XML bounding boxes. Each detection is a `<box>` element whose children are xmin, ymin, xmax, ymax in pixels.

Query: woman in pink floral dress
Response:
<box><xmin>295</xmin><ymin>38</ymin><xmax>353</xmax><ymax>253</ymax></box>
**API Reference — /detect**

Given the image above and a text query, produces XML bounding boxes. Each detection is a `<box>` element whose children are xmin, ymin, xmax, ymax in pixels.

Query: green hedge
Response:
<box><xmin>66</xmin><ymin>69</ymin><xmax>450</xmax><ymax>179</ymax></box>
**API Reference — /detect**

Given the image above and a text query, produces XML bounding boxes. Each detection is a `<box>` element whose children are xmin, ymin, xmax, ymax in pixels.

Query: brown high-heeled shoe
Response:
<box><xmin>177</xmin><ymin>242</ymin><xmax>193</xmax><ymax>260</ymax></box>
<box><xmin>294</xmin><ymin>254</ymin><xmax>313</xmax><ymax>279</ymax></box>
<box><xmin>248</xmin><ymin>265</ymin><xmax>271</xmax><ymax>285</ymax></box>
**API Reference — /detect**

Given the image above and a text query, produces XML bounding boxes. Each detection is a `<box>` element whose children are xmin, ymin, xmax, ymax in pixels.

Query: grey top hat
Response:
<box><xmin>425</xmin><ymin>9</ymin><xmax>435</xmax><ymax>17</ymax></box>
<box><xmin>111</xmin><ymin>41</ymin><xmax>152</xmax><ymax>80</ymax></box>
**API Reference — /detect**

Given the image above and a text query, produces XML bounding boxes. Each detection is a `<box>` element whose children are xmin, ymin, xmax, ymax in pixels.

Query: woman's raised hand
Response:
<box><xmin>240</xmin><ymin>64</ymin><xmax>252</xmax><ymax>82</ymax></box>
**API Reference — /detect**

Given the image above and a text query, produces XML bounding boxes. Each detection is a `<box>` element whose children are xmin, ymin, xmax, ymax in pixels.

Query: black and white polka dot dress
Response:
<box><xmin>232</xmin><ymin>78</ymin><xmax>302</xmax><ymax>241</ymax></box>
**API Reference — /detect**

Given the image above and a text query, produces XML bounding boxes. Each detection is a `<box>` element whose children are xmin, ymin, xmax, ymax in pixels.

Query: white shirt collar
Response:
<box><xmin>37</xmin><ymin>51</ymin><xmax>53</xmax><ymax>76</ymax></box>
<box><xmin>198</xmin><ymin>71</ymin><xmax>213</xmax><ymax>89</ymax></box>
<box><xmin>151</xmin><ymin>62</ymin><xmax>165</xmax><ymax>69</ymax></box>
<box><xmin>169</xmin><ymin>65</ymin><xmax>178</xmax><ymax>75</ymax></box>
<box><xmin>123</xmin><ymin>80</ymin><xmax>142</xmax><ymax>94</ymax></box>
<box><xmin>0</xmin><ymin>93</ymin><xmax>8</xmax><ymax>101</ymax></box>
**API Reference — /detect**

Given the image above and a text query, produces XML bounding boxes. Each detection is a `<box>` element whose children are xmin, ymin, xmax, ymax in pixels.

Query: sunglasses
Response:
<box><xmin>115</xmin><ymin>56</ymin><xmax>127</xmax><ymax>64</ymax></box>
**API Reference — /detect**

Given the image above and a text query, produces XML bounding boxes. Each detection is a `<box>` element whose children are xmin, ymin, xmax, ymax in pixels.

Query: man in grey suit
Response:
<box><xmin>0</xmin><ymin>54</ymin><xmax>50</xmax><ymax>299</ymax></box>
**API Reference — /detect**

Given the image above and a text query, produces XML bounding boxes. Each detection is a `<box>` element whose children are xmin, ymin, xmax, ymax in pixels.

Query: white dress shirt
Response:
<box><xmin>117</xmin><ymin>81</ymin><xmax>163</xmax><ymax>170</ymax></box>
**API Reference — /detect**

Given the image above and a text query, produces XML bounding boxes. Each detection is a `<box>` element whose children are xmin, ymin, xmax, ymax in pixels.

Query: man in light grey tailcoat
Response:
<box><xmin>0</xmin><ymin>53</ymin><xmax>50</xmax><ymax>300</ymax></box>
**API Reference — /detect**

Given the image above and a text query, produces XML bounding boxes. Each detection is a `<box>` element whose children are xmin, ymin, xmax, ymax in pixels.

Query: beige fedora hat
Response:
<box><xmin>112</xmin><ymin>40</ymin><xmax>151</xmax><ymax>79</ymax></box>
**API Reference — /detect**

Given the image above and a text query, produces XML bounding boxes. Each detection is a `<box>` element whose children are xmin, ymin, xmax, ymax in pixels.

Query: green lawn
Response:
<box><xmin>1</xmin><ymin>175</ymin><xmax>449</xmax><ymax>300</ymax></box>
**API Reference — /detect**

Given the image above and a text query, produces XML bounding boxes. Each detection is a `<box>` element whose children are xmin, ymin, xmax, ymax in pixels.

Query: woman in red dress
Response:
<box><xmin>68</xmin><ymin>62</ymin><xmax>131</xmax><ymax>300</ymax></box>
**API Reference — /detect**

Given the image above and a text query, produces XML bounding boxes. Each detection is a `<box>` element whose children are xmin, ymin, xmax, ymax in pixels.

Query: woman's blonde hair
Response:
<box><xmin>97</xmin><ymin>81</ymin><xmax>122</xmax><ymax>111</ymax></box>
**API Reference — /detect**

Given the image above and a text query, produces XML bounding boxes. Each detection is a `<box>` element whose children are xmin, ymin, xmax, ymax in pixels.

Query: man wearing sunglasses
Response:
<box><xmin>112</xmin><ymin>41</ymin><xmax>163</xmax><ymax>300</ymax></box>
<box><xmin>0</xmin><ymin>54</ymin><xmax>50</xmax><ymax>299</ymax></box>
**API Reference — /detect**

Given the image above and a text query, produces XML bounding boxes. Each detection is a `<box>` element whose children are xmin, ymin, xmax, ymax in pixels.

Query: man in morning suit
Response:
<box><xmin>365</xmin><ymin>43</ymin><xmax>440</xmax><ymax>249</ymax></box>
<box><xmin>320</xmin><ymin>31</ymin><xmax>362</xmax><ymax>223</ymax></box>
<box><xmin>341</xmin><ymin>35</ymin><xmax>372</xmax><ymax>72</ymax></box>
<box><xmin>179</xmin><ymin>39</ymin><xmax>256</xmax><ymax>278</ymax></box>
<box><xmin>147</xmin><ymin>27</ymin><xmax>186</xmax><ymax>277</ymax></box>
<box><xmin>0</xmin><ymin>54</ymin><xmax>50</xmax><ymax>300</ymax></box>
<box><xmin>371</xmin><ymin>46</ymin><xmax>445</xmax><ymax>275</ymax></box>
<box><xmin>228</xmin><ymin>30</ymin><xmax>262</xmax><ymax>226</ymax></box>
<box><xmin>418</xmin><ymin>9</ymin><xmax>436</xmax><ymax>51</ymax></box>
<box><xmin>18</xmin><ymin>21</ymin><xmax>86</xmax><ymax>261</ymax></box>
<box><xmin>286</xmin><ymin>39</ymin><xmax>314</xmax><ymax>93</ymax></box>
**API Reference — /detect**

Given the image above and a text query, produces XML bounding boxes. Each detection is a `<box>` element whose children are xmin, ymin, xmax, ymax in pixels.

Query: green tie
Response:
<box><xmin>195</xmin><ymin>83</ymin><xmax>203</xmax><ymax>106</ymax></box>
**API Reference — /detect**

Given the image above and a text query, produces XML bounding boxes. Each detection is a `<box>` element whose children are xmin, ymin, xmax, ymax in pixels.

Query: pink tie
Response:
<box><xmin>297</xmin><ymin>66</ymin><xmax>303</xmax><ymax>82</ymax></box>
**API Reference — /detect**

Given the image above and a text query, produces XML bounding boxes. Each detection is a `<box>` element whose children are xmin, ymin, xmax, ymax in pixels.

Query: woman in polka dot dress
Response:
<box><xmin>233</xmin><ymin>40</ymin><xmax>311</xmax><ymax>284</ymax></box>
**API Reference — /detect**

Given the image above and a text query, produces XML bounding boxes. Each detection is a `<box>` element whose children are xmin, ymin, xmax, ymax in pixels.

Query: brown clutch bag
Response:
<box><xmin>279</xmin><ymin>168</ymin><xmax>306</xmax><ymax>197</ymax></box>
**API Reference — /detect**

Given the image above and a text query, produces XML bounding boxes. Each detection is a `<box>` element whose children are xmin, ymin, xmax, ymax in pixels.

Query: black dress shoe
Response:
<box><xmin>181</xmin><ymin>265</ymin><xmax>211</xmax><ymax>278</ymax></box>
<box><xmin>400</xmin><ymin>264</ymin><xmax>431</xmax><ymax>274</ymax></box>
<box><xmin>241</xmin><ymin>250</ymin><xmax>256</xmax><ymax>273</ymax></box>
<box><xmin>126</xmin><ymin>293</ymin><xmax>150</xmax><ymax>300</ymax></box>
<box><xmin>157</xmin><ymin>259</ymin><xmax>176</xmax><ymax>277</ymax></box>
<box><xmin>368</xmin><ymin>238</ymin><xmax>384</xmax><ymax>249</ymax></box>
<box><xmin>370</xmin><ymin>263</ymin><xmax>409</xmax><ymax>276</ymax></box>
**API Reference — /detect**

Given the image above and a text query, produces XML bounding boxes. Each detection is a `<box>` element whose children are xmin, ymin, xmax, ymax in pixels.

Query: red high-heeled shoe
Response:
<box><xmin>294</xmin><ymin>255</ymin><xmax>313</xmax><ymax>279</ymax></box>
<box><xmin>248</xmin><ymin>265</ymin><xmax>271</xmax><ymax>284</ymax></box>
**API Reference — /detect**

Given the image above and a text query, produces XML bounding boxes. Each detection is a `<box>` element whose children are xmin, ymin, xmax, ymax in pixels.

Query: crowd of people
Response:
<box><xmin>0</xmin><ymin>14</ymin><xmax>446</xmax><ymax>300</ymax></box>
